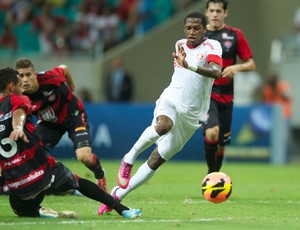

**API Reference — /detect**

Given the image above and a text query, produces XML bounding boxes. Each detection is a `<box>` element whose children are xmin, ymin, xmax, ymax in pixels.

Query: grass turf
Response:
<box><xmin>0</xmin><ymin>160</ymin><xmax>299</xmax><ymax>230</ymax></box>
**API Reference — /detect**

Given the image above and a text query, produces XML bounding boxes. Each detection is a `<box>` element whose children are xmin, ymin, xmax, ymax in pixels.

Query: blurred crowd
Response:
<box><xmin>0</xmin><ymin>0</ymin><xmax>197</xmax><ymax>57</ymax></box>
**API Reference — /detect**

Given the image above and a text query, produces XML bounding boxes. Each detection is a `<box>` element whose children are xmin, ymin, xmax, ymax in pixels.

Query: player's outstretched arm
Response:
<box><xmin>173</xmin><ymin>44</ymin><xmax>222</xmax><ymax>79</ymax></box>
<box><xmin>59</xmin><ymin>64</ymin><xmax>76</xmax><ymax>92</ymax></box>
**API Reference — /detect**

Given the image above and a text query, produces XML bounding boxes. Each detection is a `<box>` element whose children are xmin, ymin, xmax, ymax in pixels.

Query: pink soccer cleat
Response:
<box><xmin>98</xmin><ymin>186</ymin><xmax>121</xmax><ymax>215</ymax></box>
<box><xmin>117</xmin><ymin>159</ymin><xmax>133</xmax><ymax>189</ymax></box>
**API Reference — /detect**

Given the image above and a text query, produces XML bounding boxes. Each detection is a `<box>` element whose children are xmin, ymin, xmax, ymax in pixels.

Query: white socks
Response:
<box><xmin>123</xmin><ymin>125</ymin><xmax>159</xmax><ymax>164</ymax></box>
<box><xmin>117</xmin><ymin>125</ymin><xmax>159</xmax><ymax>199</ymax></box>
<box><xmin>116</xmin><ymin>162</ymin><xmax>155</xmax><ymax>199</ymax></box>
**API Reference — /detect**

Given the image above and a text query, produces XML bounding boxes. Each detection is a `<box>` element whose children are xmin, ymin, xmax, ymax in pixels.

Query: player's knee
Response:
<box><xmin>205</xmin><ymin>127</ymin><xmax>219</xmax><ymax>141</ymax></box>
<box><xmin>76</xmin><ymin>149</ymin><xmax>92</xmax><ymax>164</ymax></box>
<box><xmin>155</xmin><ymin>126</ymin><xmax>170</xmax><ymax>135</ymax></box>
<box><xmin>155</xmin><ymin>118</ymin><xmax>173</xmax><ymax>135</ymax></box>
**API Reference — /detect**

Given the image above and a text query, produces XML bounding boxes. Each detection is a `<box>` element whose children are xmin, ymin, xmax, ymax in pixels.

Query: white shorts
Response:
<box><xmin>152</xmin><ymin>90</ymin><xmax>202</xmax><ymax>161</ymax></box>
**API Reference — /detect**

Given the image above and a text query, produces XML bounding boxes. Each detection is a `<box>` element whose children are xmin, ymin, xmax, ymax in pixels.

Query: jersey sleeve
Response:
<box><xmin>10</xmin><ymin>95</ymin><xmax>31</xmax><ymax>115</ymax></box>
<box><xmin>51</xmin><ymin>66</ymin><xmax>66</xmax><ymax>82</ymax></box>
<box><xmin>236</xmin><ymin>29</ymin><xmax>253</xmax><ymax>61</ymax></box>
<box><xmin>37</xmin><ymin>67</ymin><xmax>66</xmax><ymax>85</ymax></box>
<box><xmin>206</xmin><ymin>39</ymin><xmax>223</xmax><ymax>66</ymax></box>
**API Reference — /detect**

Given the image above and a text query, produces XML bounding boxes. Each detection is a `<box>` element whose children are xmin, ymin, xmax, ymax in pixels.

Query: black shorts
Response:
<box><xmin>9</xmin><ymin>162</ymin><xmax>79</xmax><ymax>217</ymax></box>
<box><xmin>202</xmin><ymin>98</ymin><xmax>233</xmax><ymax>146</ymax></box>
<box><xmin>35</xmin><ymin>112</ymin><xmax>92</xmax><ymax>152</ymax></box>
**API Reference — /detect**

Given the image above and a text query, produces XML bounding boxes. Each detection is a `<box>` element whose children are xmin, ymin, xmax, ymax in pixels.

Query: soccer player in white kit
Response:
<box><xmin>99</xmin><ymin>10</ymin><xmax>223</xmax><ymax>215</ymax></box>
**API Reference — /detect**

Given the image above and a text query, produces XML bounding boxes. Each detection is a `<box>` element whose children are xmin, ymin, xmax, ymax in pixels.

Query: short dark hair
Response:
<box><xmin>184</xmin><ymin>11</ymin><xmax>207</xmax><ymax>27</ymax></box>
<box><xmin>206</xmin><ymin>0</ymin><xmax>228</xmax><ymax>11</ymax></box>
<box><xmin>15</xmin><ymin>58</ymin><xmax>35</xmax><ymax>70</ymax></box>
<box><xmin>0</xmin><ymin>67</ymin><xmax>19</xmax><ymax>92</ymax></box>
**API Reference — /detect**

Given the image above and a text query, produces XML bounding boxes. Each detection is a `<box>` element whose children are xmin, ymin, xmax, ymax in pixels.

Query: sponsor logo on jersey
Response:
<box><xmin>222</xmin><ymin>33</ymin><xmax>234</xmax><ymax>40</ymax></box>
<box><xmin>38</xmin><ymin>107</ymin><xmax>58</xmax><ymax>122</ymax></box>
<box><xmin>75</xmin><ymin>132</ymin><xmax>88</xmax><ymax>137</ymax></box>
<box><xmin>4</xmin><ymin>154</ymin><xmax>27</xmax><ymax>167</ymax></box>
<box><xmin>223</xmin><ymin>40</ymin><xmax>233</xmax><ymax>50</ymax></box>
<box><xmin>7</xmin><ymin>169</ymin><xmax>45</xmax><ymax>189</ymax></box>
<box><xmin>196</xmin><ymin>53</ymin><xmax>204</xmax><ymax>60</ymax></box>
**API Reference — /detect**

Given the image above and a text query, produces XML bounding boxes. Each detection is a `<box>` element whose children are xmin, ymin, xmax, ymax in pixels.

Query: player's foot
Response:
<box><xmin>117</xmin><ymin>159</ymin><xmax>133</xmax><ymax>189</ymax></box>
<box><xmin>39</xmin><ymin>207</ymin><xmax>78</xmax><ymax>219</ymax></box>
<box><xmin>96</xmin><ymin>170</ymin><xmax>107</xmax><ymax>192</ymax></box>
<box><xmin>98</xmin><ymin>186</ymin><xmax>121</xmax><ymax>215</ymax></box>
<box><xmin>122</xmin><ymin>208</ymin><xmax>142</xmax><ymax>219</ymax></box>
<box><xmin>39</xmin><ymin>207</ymin><xmax>58</xmax><ymax>218</ymax></box>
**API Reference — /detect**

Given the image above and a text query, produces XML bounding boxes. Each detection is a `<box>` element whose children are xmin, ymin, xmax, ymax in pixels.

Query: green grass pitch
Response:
<box><xmin>0</xmin><ymin>159</ymin><xmax>299</xmax><ymax>230</ymax></box>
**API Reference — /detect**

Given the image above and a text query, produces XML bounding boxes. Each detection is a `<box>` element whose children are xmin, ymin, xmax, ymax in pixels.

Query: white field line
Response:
<box><xmin>0</xmin><ymin>217</ymin><xmax>234</xmax><ymax>226</ymax></box>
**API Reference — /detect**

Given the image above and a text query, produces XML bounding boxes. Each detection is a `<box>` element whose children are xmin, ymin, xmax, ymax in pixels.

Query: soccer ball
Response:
<box><xmin>201</xmin><ymin>172</ymin><xmax>232</xmax><ymax>203</ymax></box>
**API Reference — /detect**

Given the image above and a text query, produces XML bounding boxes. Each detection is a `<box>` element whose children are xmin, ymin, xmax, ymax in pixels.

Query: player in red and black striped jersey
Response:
<box><xmin>0</xmin><ymin>68</ymin><xmax>53</xmax><ymax>199</ymax></box>
<box><xmin>0</xmin><ymin>67</ymin><xmax>141</xmax><ymax>218</ymax></box>
<box><xmin>202</xmin><ymin>0</ymin><xmax>256</xmax><ymax>173</ymax></box>
<box><xmin>15</xmin><ymin>59</ymin><xmax>107</xmax><ymax>192</ymax></box>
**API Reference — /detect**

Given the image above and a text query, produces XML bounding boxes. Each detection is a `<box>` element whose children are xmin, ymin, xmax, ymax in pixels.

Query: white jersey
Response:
<box><xmin>153</xmin><ymin>38</ymin><xmax>222</xmax><ymax>160</ymax></box>
<box><xmin>166</xmin><ymin>38</ymin><xmax>222</xmax><ymax>121</ymax></box>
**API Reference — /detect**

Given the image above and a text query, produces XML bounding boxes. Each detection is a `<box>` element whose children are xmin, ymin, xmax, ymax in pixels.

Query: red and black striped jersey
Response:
<box><xmin>204</xmin><ymin>25</ymin><xmax>253</xmax><ymax>104</ymax></box>
<box><xmin>0</xmin><ymin>95</ymin><xmax>54</xmax><ymax>198</ymax></box>
<box><xmin>24</xmin><ymin>67</ymin><xmax>84</xmax><ymax>125</ymax></box>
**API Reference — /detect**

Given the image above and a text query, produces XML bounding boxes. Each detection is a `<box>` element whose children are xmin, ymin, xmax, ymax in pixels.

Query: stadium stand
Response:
<box><xmin>0</xmin><ymin>0</ymin><xmax>197</xmax><ymax>58</ymax></box>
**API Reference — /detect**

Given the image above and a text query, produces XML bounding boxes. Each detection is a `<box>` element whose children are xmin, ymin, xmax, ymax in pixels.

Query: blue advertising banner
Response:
<box><xmin>50</xmin><ymin>103</ymin><xmax>278</xmax><ymax>162</ymax></box>
<box><xmin>226</xmin><ymin>105</ymin><xmax>272</xmax><ymax>162</ymax></box>
<box><xmin>51</xmin><ymin>103</ymin><xmax>204</xmax><ymax>161</ymax></box>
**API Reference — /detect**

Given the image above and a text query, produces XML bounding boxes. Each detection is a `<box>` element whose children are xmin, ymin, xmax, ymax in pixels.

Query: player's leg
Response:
<box><xmin>203</xmin><ymin>99</ymin><xmax>220</xmax><ymax>173</ymax></box>
<box><xmin>215</xmin><ymin>103</ymin><xmax>233</xmax><ymax>172</ymax></box>
<box><xmin>123</xmin><ymin>113</ymin><xmax>174</xmax><ymax>164</ymax></box>
<box><xmin>100</xmin><ymin>112</ymin><xmax>196</xmax><ymax>215</ymax></box>
<box><xmin>123</xmin><ymin>125</ymin><xmax>160</xmax><ymax>166</ymax></box>
<box><xmin>122</xmin><ymin>148</ymin><xmax>165</xmax><ymax>195</ymax></box>
<box><xmin>118</xmin><ymin>125</ymin><xmax>160</xmax><ymax>188</ymax></box>
<box><xmin>9</xmin><ymin>192</ymin><xmax>44</xmax><ymax>217</ymax></box>
<box><xmin>68</xmin><ymin>114</ymin><xmax>107</xmax><ymax>191</ymax></box>
<box><xmin>50</xmin><ymin>162</ymin><xmax>141</xmax><ymax>218</ymax></box>
<box><xmin>99</xmin><ymin>147</ymin><xmax>165</xmax><ymax>216</ymax></box>
<box><xmin>78</xmin><ymin>177</ymin><xmax>141</xmax><ymax>217</ymax></box>
<box><xmin>9</xmin><ymin>190</ymin><xmax>76</xmax><ymax>218</ymax></box>
<box><xmin>35</xmin><ymin>122</ymin><xmax>63</xmax><ymax>152</ymax></box>
<box><xmin>215</xmin><ymin>145</ymin><xmax>225</xmax><ymax>171</ymax></box>
<box><xmin>118</xmin><ymin>114</ymin><xmax>173</xmax><ymax>189</ymax></box>
<box><xmin>204</xmin><ymin>127</ymin><xmax>220</xmax><ymax>173</ymax></box>
<box><xmin>75</xmin><ymin>146</ymin><xmax>107</xmax><ymax>191</ymax></box>
<box><xmin>118</xmin><ymin>96</ymin><xmax>175</xmax><ymax>189</ymax></box>
<box><xmin>117</xmin><ymin>118</ymin><xmax>195</xmax><ymax>200</ymax></box>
